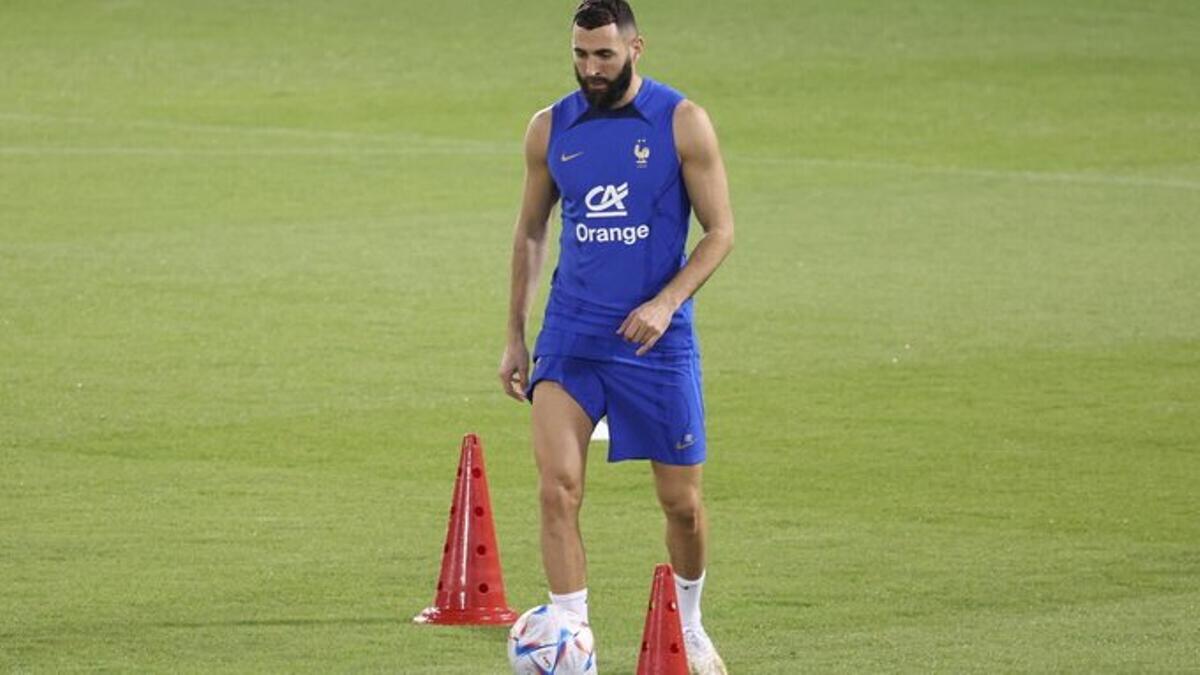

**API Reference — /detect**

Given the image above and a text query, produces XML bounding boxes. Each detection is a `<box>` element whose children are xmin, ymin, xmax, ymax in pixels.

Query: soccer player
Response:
<box><xmin>498</xmin><ymin>1</ymin><xmax>734</xmax><ymax>672</ymax></box>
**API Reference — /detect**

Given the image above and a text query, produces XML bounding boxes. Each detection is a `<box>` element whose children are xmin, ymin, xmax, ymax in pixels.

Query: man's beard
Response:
<box><xmin>575</xmin><ymin>58</ymin><xmax>634</xmax><ymax>109</ymax></box>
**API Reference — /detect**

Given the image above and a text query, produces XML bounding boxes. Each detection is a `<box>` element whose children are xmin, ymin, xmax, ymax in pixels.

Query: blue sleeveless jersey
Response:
<box><xmin>537</xmin><ymin>77</ymin><xmax>696</xmax><ymax>360</ymax></box>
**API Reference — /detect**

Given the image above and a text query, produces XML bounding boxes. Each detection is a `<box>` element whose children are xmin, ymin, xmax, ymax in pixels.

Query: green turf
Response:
<box><xmin>2</xmin><ymin>1</ymin><xmax>1198</xmax><ymax>672</ymax></box>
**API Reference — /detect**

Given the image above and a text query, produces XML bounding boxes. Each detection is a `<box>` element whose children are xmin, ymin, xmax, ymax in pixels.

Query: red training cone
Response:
<box><xmin>413</xmin><ymin>433</ymin><xmax>518</xmax><ymax>625</ymax></box>
<box><xmin>636</xmin><ymin>563</ymin><xmax>690</xmax><ymax>674</ymax></box>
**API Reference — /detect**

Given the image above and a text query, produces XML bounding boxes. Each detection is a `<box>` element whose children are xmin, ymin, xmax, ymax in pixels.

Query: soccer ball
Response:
<box><xmin>507</xmin><ymin>604</ymin><xmax>597</xmax><ymax>674</ymax></box>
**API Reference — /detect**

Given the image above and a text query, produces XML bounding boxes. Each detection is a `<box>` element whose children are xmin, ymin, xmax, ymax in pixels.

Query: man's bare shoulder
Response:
<box><xmin>531</xmin><ymin>105</ymin><xmax>554</xmax><ymax>126</ymax></box>
<box><xmin>672</xmin><ymin>99</ymin><xmax>719</xmax><ymax>160</ymax></box>
<box><xmin>674</xmin><ymin>98</ymin><xmax>706</xmax><ymax>121</ymax></box>
<box><xmin>524</xmin><ymin>106</ymin><xmax>554</xmax><ymax>161</ymax></box>
<box><xmin>527</xmin><ymin>106</ymin><xmax>554</xmax><ymax>138</ymax></box>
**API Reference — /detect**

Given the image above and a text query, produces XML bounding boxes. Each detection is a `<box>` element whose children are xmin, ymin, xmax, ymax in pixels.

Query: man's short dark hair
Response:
<box><xmin>573</xmin><ymin>0</ymin><xmax>638</xmax><ymax>34</ymax></box>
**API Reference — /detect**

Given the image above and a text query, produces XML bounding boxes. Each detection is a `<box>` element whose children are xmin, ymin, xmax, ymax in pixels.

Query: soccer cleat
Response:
<box><xmin>683</xmin><ymin>625</ymin><xmax>728</xmax><ymax>675</ymax></box>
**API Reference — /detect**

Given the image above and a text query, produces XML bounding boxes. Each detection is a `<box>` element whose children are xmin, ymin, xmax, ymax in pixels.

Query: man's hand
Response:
<box><xmin>617</xmin><ymin>295</ymin><xmax>679</xmax><ymax>356</ymax></box>
<box><xmin>498</xmin><ymin>341</ymin><xmax>532</xmax><ymax>402</ymax></box>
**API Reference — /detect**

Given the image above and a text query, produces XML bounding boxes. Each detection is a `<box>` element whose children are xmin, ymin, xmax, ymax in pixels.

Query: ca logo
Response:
<box><xmin>584</xmin><ymin>183</ymin><xmax>630</xmax><ymax>219</ymax></box>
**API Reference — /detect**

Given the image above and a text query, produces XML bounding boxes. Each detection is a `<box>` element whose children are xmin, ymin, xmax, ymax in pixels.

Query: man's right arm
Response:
<box><xmin>498</xmin><ymin>108</ymin><xmax>558</xmax><ymax>402</ymax></box>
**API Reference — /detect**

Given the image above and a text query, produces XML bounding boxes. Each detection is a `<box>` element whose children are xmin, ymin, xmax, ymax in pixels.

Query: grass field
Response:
<box><xmin>2</xmin><ymin>1</ymin><xmax>1199</xmax><ymax>672</ymax></box>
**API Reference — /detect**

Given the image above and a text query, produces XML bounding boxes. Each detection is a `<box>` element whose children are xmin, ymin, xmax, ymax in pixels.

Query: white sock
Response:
<box><xmin>674</xmin><ymin>570</ymin><xmax>705</xmax><ymax>631</ymax></box>
<box><xmin>549</xmin><ymin>588</ymin><xmax>589</xmax><ymax>623</ymax></box>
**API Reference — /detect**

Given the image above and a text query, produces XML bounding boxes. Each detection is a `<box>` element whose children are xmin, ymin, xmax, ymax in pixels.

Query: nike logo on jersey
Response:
<box><xmin>560</xmin><ymin>151</ymin><xmax>585</xmax><ymax>162</ymax></box>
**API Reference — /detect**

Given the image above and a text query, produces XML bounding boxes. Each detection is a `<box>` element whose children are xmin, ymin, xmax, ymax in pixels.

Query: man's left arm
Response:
<box><xmin>618</xmin><ymin>100</ymin><xmax>735</xmax><ymax>356</ymax></box>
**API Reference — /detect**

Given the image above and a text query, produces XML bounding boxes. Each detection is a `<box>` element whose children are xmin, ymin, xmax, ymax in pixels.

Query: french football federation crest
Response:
<box><xmin>634</xmin><ymin>139</ymin><xmax>650</xmax><ymax>168</ymax></box>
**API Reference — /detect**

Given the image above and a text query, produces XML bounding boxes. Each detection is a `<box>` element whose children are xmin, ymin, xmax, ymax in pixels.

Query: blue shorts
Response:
<box><xmin>525</xmin><ymin>351</ymin><xmax>707</xmax><ymax>465</ymax></box>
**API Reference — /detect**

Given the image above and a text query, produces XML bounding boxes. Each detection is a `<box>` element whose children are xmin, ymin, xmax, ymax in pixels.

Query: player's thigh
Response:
<box><xmin>531</xmin><ymin>381</ymin><xmax>595</xmax><ymax>486</ymax></box>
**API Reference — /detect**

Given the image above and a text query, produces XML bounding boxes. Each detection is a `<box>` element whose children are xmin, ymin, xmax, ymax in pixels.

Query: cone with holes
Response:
<box><xmin>413</xmin><ymin>433</ymin><xmax>518</xmax><ymax>625</ymax></box>
<box><xmin>636</xmin><ymin>563</ymin><xmax>690</xmax><ymax>674</ymax></box>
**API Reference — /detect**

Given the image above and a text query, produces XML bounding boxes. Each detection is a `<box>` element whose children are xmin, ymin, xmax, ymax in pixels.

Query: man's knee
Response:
<box><xmin>539</xmin><ymin>475</ymin><xmax>584</xmax><ymax>519</ymax></box>
<box><xmin>659</xmin><ymin>489</ymin><xmax>704</xmax><ymax>530</ymax></box>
